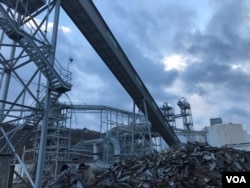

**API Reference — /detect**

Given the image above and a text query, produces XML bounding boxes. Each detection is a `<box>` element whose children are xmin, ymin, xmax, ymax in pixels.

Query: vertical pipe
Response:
<box><xmin>0</xmin><ymin>29</ymin><xmax>4</xmax><ymax>51</ymax></box>
<box><xmin>100</xmin><ymin>110</ymin><xmax>103</xmax><ymax>134</ymax></box>
<box><xmin>0</xmin><ymin>69</ymin><xmax>11</xmax><ymax>114</ymax></box>
<box><xmin>34</xmin><ymin>0</ymin><xmax>61</xmax><ymax>187</ymax></box>
<box><xmin>106</xmin><ymin>110</ymin><xmax>109</xmax><ymax>162</ymax></box>
<box><xmin>159</xmin><ymin>136</ymin><xmax>162</xmax><ymax>151</ymax></box>
<box><xmin>36</xmin><ymin>72</ymin><xmax>42</xmax><ymax>100</ymax></box>
<box><xmin>68</xmin><ymin>108</ymin><xmax>72</xmax><ymax>159</ymax></box>
<box><xmin>20</xmin><ymin>89</ymin><xmax>26</xmax><ymax>122</ymax></box>
<box><xmin>93</xmin><ymin>143</ymin><xmax>99</xmax><ymax>161</ymax></box>
<box><xmin>34</xmin><ymin>87</ymin><xmax>51</xmax><ymax>187</ymax></box>
<box><xmin>49</xmin><ymin>0</ymin><xmax>60</xmax><ymax>65</ymax></box>
<box><xmin>0</xmin><ymin>31</ymin><xmax>4</xmax><ymax>90</ymax></box>
<box><xmin>0</xmin><ymin>40</ymin><xmax>16</xmax><ymax>122</ymax></box>
<box><xmin>131</xmin><ymin>102</ymin><xmax>135</xmax><ymax>155</ymax></box>
<box><xmin>54</xmin><ymin>121</ymin><xmax>60</xmax><ymax>178</ymax></box>
<box><xmin>143</xmin><ymin>99</ymin><xmax>153</xmax><ymax>153</ymax></box>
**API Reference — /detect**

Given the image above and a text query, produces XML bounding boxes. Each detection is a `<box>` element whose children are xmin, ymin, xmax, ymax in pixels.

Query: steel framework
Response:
<box><xmin>0</xmin><ymin>0</ymin><xmax>71</xmax><ymax>186</ymax></box>
<box><xmin>64</xmin><ymin>104</ymin><xmax>161</xmax><ymax>162</ymax></box>
<box><xmin>161</xmin><ymin>97</ymin><xmax>195</xmax><ymax>142</ymax></box>
<box><xmin>0</xmin><ymin>0</ymin><xmax>180</xmax><ymax>187</ymax></box>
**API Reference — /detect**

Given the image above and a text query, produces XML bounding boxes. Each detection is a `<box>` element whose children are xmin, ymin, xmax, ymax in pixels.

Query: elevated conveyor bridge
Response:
<box><xmin>61</xmin><ymin>0</ymin><xmax>179</xmax><ymax>146</ymax></box>
<box><xmin>0</xmin><ymin>1</ymin><xmax>179</xmax><ymax>186</ymax></box>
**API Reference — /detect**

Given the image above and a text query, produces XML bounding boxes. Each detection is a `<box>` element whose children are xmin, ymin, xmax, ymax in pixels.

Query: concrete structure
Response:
<box><xmin>204</xmin><ymin>123</ymin><xmax>250</xmax><ymax>151</ymax></box>
<box><xmin>161</xmin><ymin>120</ymin><xmax>250</xmax><ymax>151</ymax></box>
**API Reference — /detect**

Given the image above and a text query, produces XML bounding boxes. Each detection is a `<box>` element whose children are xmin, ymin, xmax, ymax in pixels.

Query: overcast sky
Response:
<box><xmin>56</xmin><ymin>0</ymin><xmax>250</xmax><ymax>133</ymax></box>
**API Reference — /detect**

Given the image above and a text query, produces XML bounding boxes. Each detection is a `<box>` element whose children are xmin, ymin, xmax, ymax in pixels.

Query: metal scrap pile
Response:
<box><xmin>93</xmin><ymin>142</ymin><xmax>250</xmax><ymax>187</ymax></box>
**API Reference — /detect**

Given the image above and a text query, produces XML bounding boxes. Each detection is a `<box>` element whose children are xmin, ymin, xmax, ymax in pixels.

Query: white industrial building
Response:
<box><xmin>204</xmin><ymin>122</ymin><xmax>250</xmax><ymax>151</ymax></box>
<box><xmin>174</xmin><ymin>119</ymin><xmax>250</xmax><ymax>151</ymax></box>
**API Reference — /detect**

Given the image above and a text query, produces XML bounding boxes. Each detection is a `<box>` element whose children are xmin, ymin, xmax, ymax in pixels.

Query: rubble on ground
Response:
<box><xmin>93</xmin><ymin>142</ymin><xmax>250</xmax><ymax>187</ymax></box>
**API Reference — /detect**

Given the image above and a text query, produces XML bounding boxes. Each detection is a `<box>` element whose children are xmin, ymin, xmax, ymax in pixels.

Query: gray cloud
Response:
<box><xmin>58</xmin><ymin>0</ymin><xmax>250</xmax><ymax>133</ymax></box>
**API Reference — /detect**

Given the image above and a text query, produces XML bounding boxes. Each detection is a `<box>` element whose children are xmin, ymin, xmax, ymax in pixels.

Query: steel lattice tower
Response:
<box><xmin>177</xmin><ymin>97</ymin><xmax>194</xmax><ymax>142</ymax></box>
<box><xmin>0</xmin><ymin>0</ymin><xmax>71</xmax><ymax>186</ymax></box>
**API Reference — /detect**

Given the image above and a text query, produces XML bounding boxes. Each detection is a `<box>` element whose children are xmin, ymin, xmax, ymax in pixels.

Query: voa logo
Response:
<box><xmin>222</xmin><ymin>172</ymin><xmax>250</xmax><ymax>187</ymax></box>
<box><xmin>226</xmin><ymin>176</ymin><xmax>246</xmax><ymax>184</ymax></box>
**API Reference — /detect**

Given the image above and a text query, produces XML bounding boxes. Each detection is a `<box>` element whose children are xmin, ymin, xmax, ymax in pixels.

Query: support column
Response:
<box><xmin>131</xmin><ymin>101</ymin><xmax>135</xmax><ymax>155</ymax></box>
<box><xmin>93</xmin><ymin>143</ymin><xmax>99</xmax><ymax>161</ymax></box>
<box><xmin>0</xmin><ymin>41</ymin><xmax>16</xmax><ymax>123</ymax></box>
<box><xmin>143</xmin><ymin>99</ymin><xmax>153</xmax><ymax>154</ymax></box>
<box><xmin>34</xmin><ymin>0</ymin><xmax>61</xmax><ymax>187</ymax></box>
<box><xmin>34</xmin><ymin>87</ymin><xmax>51</xmax><ymax>187</ymax></box>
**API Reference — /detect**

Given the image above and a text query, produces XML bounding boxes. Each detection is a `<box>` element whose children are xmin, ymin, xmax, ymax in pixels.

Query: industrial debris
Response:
<box><xmin>93</xmin><ymin>142</ymin><xmax>250</xmax><ymax>187</ymax></box>
<box><xmin>42</xmin><ymin>163</ymin><xmax>95</xmax><ymax>188</ymax></box>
